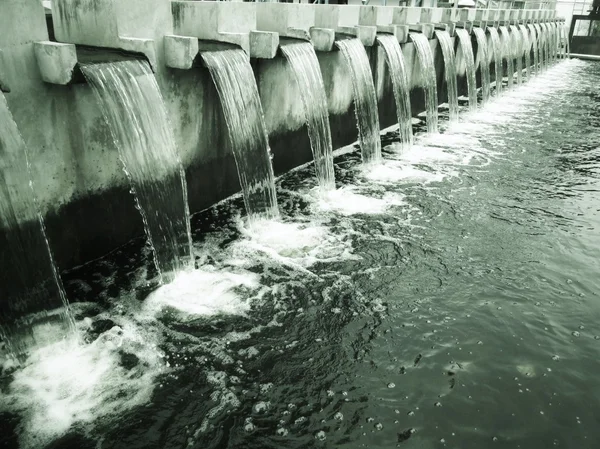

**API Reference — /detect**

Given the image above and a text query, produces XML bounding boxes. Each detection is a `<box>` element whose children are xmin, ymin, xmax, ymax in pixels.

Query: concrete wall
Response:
<box><xmin>0</xmin><ymin>1</ymin><xmax>554</xmax><ymax>275</ymax></box>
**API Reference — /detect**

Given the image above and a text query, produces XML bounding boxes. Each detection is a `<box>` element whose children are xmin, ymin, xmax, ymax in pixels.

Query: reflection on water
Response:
<box><xmin>1</xmin><ymin>60</ymin><xmax>600</xmax><ymax>449</ymax></box>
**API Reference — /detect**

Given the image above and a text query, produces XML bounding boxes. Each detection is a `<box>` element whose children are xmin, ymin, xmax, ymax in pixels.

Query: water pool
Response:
<box><xmin>1</xmin><ymin>59</ymin><xmax>599</xmax><ymax>449</ymax></box>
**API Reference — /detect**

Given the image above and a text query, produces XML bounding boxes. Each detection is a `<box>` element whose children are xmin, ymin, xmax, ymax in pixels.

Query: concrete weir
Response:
<box><xmin>0</xmin><ymin>1</ymin><xmax>559</xmax><ymax>274</ymax></box>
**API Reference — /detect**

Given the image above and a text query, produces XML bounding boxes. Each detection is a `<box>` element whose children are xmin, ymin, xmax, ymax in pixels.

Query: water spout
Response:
<box><xmin>499</xmin><ymin>26</ymin><xmax>514</xmax><ymax>89</ymax></box>
<box><xmin>455</xmin><ymin>28</ymin><xmax>477</xmax><ymax>111</ymax></box>
<box><xmin>81</xmin><ymin>60</ymin><xmax>194</xmax><ymax>284</ymax></box>
<box><xmin>409</xmin><ymin>32</ymin><xmax>438</xmax><ymax>133</ymax></box>
<box><xmin>434</xmin><ymin>30</ymin><xmax>459</xmax><ymax>123</ymax></box>
<box><xmin>473</xmin><ymin>28</ymin><xmax>491</xmax><ymax>104</ymax></box>
<box><xmin>0</xmin><ymin>93</ymin><xmax>76</xmax><ymax>359</ymax></box>
<box><xmin>528</xmin><ymin>24</ymin><xmax>539</xmax><ymax>77</ymax></box>
<box><xmin>335</xmin><ymin>38</ymin><xmax>382</xmax><ymax>165</ymax></box>
<box><xmin>280</xmin><ymin>42</ymin><xmax>336</xmax><ymax>191</ymax></box>
<box><xmin>510</xmin><ymin>25</ymin><xmax>523</xmax><ymax>85</ymax></box>
<box><xmin>487</xmin><ymin>27</ymin><xmax>503</xmax><ymax>96</ymax></box>
<box><xmin>201</xmin><ymin>50</ymin><xmax>280</xmax><ymax>224</ymax></box>
<box><xmin>377</xmin><ymin>34</ymin><xmax>414</xmax><ymax>150</ymax></box>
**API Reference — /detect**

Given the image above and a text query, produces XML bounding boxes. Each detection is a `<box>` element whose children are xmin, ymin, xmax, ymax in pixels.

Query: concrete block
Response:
<box><xmin>34</xmin><ymin>41</ymin><xmax>77</xmax><ymax>85</ymax></box>
<box><xmin>164</xmin><ymin>35</ymin><xmax>199</xmax><ymax>69</ymax></box>
<box><xmin>409</xmin><ymin>24</ymin><xmax>435</xmax><ymax>39</ymax></box>
<box><xmin>459</xmin><ymin>8</ymin><xmax>477</xmax><ymax>22</ymax></box>
<box><xmin>450</xmin><ymin>8</ymin><xmax>461</xmax><ymax>22</ymax></box>
<box><xmin>120</xmin><ymin>37</ymin><xmax>157</xmax><ymax>70</ymax></box>
<box><xmin>314</xmin><ymin>5</ymin><xmax>376</xmax><ymax>46</ymax></box>
<box><xmin>420</xmin><ymin>8</ymin><xmax>442</xmax><ymax>24</ymax></box>
<box><xmin>256</xmin><ymin>3</ymin><xmax>315</xmax><ymax>38</ymax></box>
<box><xmin>405</xmin><ymin>7</ymin><xmax>422</xmax><ymax>24</ymax></box>
<box><xmin>358</xmin><ymin>6</ymin><xmax>378</xmax><ymax>26</ymax></box>
<box><xmin>172</xmin><ymin>2</ymin><xmax>253</xmax><ymax>54</ymax></box>
<box><xmin>440</xmin><ymin>9</ymin><xmax>453</xmax><ymax>23</ymax></box>
<box><xmin>355</xmin><ymin>26</ymin><xmax>377</xmax><ymax>47</ymax></box>
<box><xmin>310</xmin><ymin>28</ymin><xmax>335</xmax><ymax>52</ymax></box>
<box><xmin>456</xmin><ymin>22</ymin><xmax>474</xmax><ymax>35</ymax></box>
<box><xmin>377</xmin><ymin>25</ymin><xmax>409</xmax><ymax>44</ymax></box>
<box><xmin>250</xmin><ymin>31</ymin><xmax>279</xmax><ymax>59</ymax></box>
<box><xmin>52</xmin><ymin>0</ymin><xmax>163</xmax><ymax>71</ymax></box>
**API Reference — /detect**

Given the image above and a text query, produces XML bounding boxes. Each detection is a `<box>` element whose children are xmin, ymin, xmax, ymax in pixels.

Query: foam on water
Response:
<box><xmin>314</xmin><ymin>186</ymin><xmax>406</xmax><ymax>216</ymax></box>
<box><xmin>231</xmin><ymin>218</ymin><xmax>357</xmax><ymax>270</ymax></box>
<box><xmin>364</xmin><ymin>161</ymin><xmax>448</xmax><ymax>185</ymax></box>
<box><xmin>0</xmin><ymin>319</ymin><xmax>166</xmax><ymax>449</ymax></box>
<box><xmin>143</xmin><ymin>269</ymin><xmax>260</xmax><ymax>319</ymax></box>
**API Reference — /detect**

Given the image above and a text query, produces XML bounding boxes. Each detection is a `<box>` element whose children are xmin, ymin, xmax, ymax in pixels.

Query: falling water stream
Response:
<box><xmin>3</xmin><ymin>59</ymin><xmax>600</xmax><ymax>449</ymax></box>
<box><xmin>81</xmin><ymin>61</ymin><xmax>193</xmax><ymax>284</ymax></box>
<box><xmin>540</xmin><ymin>24</ymin><xmax>549</xmax><ymax>71</ymax></box>
<box><xmin>519</xmin><ymin>25</ymin><xmax>531</xmax><ymax>81</ymax></box>
<box><xmin>511</xmin><ymin>25</ymin><xmax>524</xmax><ymax>84</ymax></box>
<box><xmin>473</xmin><ymin>27</ymin><xmax>491</xmax><ymax>104</ymax></box>
<box><xmin>280</xmin><ymin>42</ymin><xmax>336</xmax><ymax>191</ymax></box>
<box><xmin>434</xmin><ymin>30</ymin><xmax>459</xmax><ymax>123</ymax></box>
<box><xmin>499</xmin><ymin>26</ymin><xmax>515</xmax><ymax>88</ymax></box>
<box><xmin>201</xmin><ymin>50</ymin><xmax>280</xmax><ymax>221</ymax></box>
<box><xmin>488</xmin><ymin>27</ymin><xmax>503</xmax><ymax>95</ymax></box>
<box><xmin>455</xmin><ymin>28</ymin><xmax>477</xmax><ymax>110</ymax></box>
<box><xmin>528</xmin><ymin>24</ymin><xmax>539</xmax><ymax>76</ymax></box>
<box><xmin>377</xmin><ymin>35</ymin><xmax>414</xmax><ymax>149</ymax></box>
<box><xmin>0</xmin><ymin>93</ymin><xmax>75</xmax><ymax>358</ymax></box>
<box><xmin>335</xmin><ymin>38</ymin><xmax>382</xmax><ymax>164</ymax></box>
<box><xmin>409</xmin><ymin>32</ymin><xmax>438</xmax><ymax>133</ymax></box>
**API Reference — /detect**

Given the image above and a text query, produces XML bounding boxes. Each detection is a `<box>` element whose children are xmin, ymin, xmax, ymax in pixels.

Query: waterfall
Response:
<box><xmin>0</xmin><ymin>93</ymin><xmax>76</xmax><ymax>358</ymax></box>
<box><xmin>519</xmin><ymin>25</ymin><xmax>531</xmax><ymax>81</ymax></box>
<box><xmin>377</xmin><ymin>35</ymin><xmax>414</xmax><ymax>149</ymax></box>
<box><xmin>540</xmin><ymin>24</ymin><xmax>549</xmax><ymax>71</ymax></box>
<box><xmin>551</xmin><ymin>23</ymin><xmax>559</xmax><ymax>61</ymax></box>
<box><xmin>434</xmin><ymin>30</ymin><xmax>459</xmax><ymax>123</ymax></box>
<box><xmin>563</xmin><ymin>23</ymin><xmax>571</xmax><ymax>58</ymax></box>
<box><xmin>280</xmin><ymin>43</ymin><xmax>335</xmax><ymax>191</ymax></box>
<box><xmin>81</xmin><ymin>60</ymin><xmax>193</xmax><ymax>284</ymax></box>
<box><xmin>511</xmin><ymin>25</ymin><xmax>523</xmax><ymax>84</ymax></box>
<box><xmin>528</xmin><ymin>24</ymin><xmax>539</xmax><ymax>76</ymax></box>
<box><xmin>499</xmin><ymin>26</ymin><xmax>514</xmax><ymax>89</ymax></box>
<box><xmin>201</xmin><ymin>50</ymin><xmax>280</xmax><ymax>222</ymax></box>
<box><xmin>473</xmin><ymin>28</ymin><xmax>490</xmax><ymax>104</ymax></box>
<box><xmin>534</xmin><ymin>24</ymin><xmax>544</xmax><ymax>72</ymax></box>
<box><xmin>409</xmin><ymin>32</ymin><xmax>438</xmax><ymax>133</ymax></box>
<box><xmin>455</xmin><ymin>29</ymin><xmax>477</xmax><ymax>111</ymax></box>
<box><xmin>488</xmin><ymin>27</ymin><xmax>503</xmax><ymax>95</ymax></box>
<box><xmin>335</xmin><ymin>38</ymin><xmax>382</xmax><ymax>164</ymax></box>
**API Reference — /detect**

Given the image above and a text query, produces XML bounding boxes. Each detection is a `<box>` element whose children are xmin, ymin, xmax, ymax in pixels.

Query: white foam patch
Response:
<box><xmin>1</xmin><ymin>322</ymin><xmax>166</xmax><ymax>449</ymax></box>
<box><xmin>143</xmin><ymin>269</ymin><xmax>259</xmax><ymax>318</ymax></box>
<box><xmin>232</xmin><ymin>218</ymin><xmax>357</xmax><ymax>270</ymax></box>
<box><xmin>313</xmin><ymin>186</ymin><xmax>406</xmax><ymax>216</ymax></box>
<box><xmin>363</xmin><ymin>160</ymin><xmax>448</xmax><ymax>184</ymax></box>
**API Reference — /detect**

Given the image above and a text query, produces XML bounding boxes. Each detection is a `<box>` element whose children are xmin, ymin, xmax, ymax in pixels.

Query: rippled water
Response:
<box><xmin>1</xmin><ymin>60</ymin><xmax>599</xmax><ymax>449</ymax></box>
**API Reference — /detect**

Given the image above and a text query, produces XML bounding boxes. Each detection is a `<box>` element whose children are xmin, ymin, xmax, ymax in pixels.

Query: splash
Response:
<box><xmin>1</xmin><ymin>320</ymin><xmax>167</xmax><ymax>449</ymax></box>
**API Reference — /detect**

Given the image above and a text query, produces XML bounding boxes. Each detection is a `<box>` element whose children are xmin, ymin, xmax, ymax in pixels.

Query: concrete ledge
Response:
<box><xmin>456</xmin><ymin>21</ymin><xmax>474</xmax><ymax>35</ymax></box>
<box><xmin>250</xmin><ymin>31</ymin><xmax>279</xmax><ymax>59</ymax></box>
<box><xmin>311</xmin><ymin>27</ymin><xmax>336</xmax><ymax>52</ymax></box>
<box><xmin>377</xmin><ymin>25</ymin><xmax>409</xmax><ymax>44</ymax></box>
<box><xmin>408</xmin><ymin>23</ymin><xmax>435</xmax><ymax>39</ymax></box>
<box><xmin>34</xmin><ymin>41</ymin><xmax>77</xmax><ymax>85</ymax></box>
<box><xmin>164</xmin><ymin>35</ymin><xmax>199</xmax><ymax>70</ymax></box>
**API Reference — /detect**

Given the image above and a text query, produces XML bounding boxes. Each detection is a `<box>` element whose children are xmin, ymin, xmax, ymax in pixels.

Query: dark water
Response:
<box><xmin>1</xmin><ymin>60</ymin><xmax>599</xmax><ymax>449</ymax></box>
